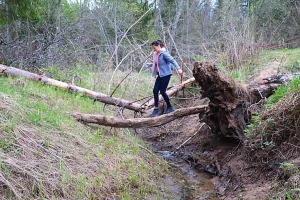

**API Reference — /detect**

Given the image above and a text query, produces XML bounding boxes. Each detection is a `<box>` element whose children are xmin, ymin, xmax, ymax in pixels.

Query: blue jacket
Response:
<box><xmin>152</xmin><ymin>50</ymin><xmax>181</xmax><ymax>77</ymax></box>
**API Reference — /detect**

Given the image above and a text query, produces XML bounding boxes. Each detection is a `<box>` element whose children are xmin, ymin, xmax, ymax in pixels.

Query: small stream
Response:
<box><xmin>156</xmin><ymin>149</ymin><xmax>217</xmax><ymax>200</ymax></box>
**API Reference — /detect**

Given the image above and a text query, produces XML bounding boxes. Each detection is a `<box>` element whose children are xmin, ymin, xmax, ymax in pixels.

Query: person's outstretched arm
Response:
<box><xmin>162</xmin><ymin>52</ymin><xmax>183</xmax><ymax>74</ymax></box>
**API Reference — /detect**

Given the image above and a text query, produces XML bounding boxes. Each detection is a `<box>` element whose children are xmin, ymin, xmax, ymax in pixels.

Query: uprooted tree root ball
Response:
<box><xmin>205</xmin><ymin>92</ymin><xmax>300</xmax><ymax>199</ymax></box>
<box><xmin>193</xmin><ymin>61</ymin><xmax>251</xmax><ymax>139</ymax></box>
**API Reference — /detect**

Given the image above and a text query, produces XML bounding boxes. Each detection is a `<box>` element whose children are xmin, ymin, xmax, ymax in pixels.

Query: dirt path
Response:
<box><xmin>251</xmin><ymin>60</ymin><xmax>283</xmax><ymax>84</ymax></box>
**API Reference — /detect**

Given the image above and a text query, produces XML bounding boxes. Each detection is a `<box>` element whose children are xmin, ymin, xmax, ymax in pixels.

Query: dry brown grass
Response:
<box><xmin>248</xmin><ymin>92</ymin><xmax>300</xmax><ymax>162</ymax></box>
<box><xmin>0</xmin><ymin>88</ymin><xmax>167</xmax><ymax>199</ymax></box>
<box><xmin>245</xmin><ymin>92</ymin><xmax>300</xmax><ymax>198</ymax></box>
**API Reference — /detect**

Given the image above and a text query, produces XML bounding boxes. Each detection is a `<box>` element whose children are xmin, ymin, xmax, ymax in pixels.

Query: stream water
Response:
<box><xmin>156</xmin><ymin>149</ymin><xmax>217</xmax><ymax>200</ymax></box>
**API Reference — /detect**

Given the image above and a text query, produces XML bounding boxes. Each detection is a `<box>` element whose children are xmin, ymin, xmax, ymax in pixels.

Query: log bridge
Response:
<box><xmin>1</xmin><ymin>62</ymin><xmax>297</xmax><ymax>140</ymax></box>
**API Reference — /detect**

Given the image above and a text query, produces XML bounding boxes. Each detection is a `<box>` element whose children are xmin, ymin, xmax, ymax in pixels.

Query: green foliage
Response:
<box><xmin>249</xmin><ymin>0</ymin><xmax>300</xmax><ymax>42</ymax></box>
<box><xmin>260</xmin><ymin>141</ymin><xmax>273</xmax><ymax>149</ymax></box>
<box><xmin>268</xmin><ymin>76</ymin><xmax>300</xmax><ymax>107</ymax></box>
<box><xmin>279</xmin><ymin>162</ymin><xmax>299</xmax><ymax>188</ymax></box>
<box><xmin>230</xmin><ymin>48</ymin><xmax>300</xmax><ymax>83</ymax></box>
<box><xmin>194</xmin><ymin>56</ymin><xmax>205</xmax><ymax>62</ymax></box>
<box><xmin>287</xmin><ymin>60</ymin><xmax>300</xmax><ymax>73</ymax></box>
<box><xmin>62</xmin><ymin>0</ymin><xmax>81</xmax><ymax>21</ymax></box>
<box><xmin>286</xmin><ymin>190</ymin><xmax>293</xmax><ymax>200</ymax></box>
<box><xmin>245</xmin><ymin>116</ymin><xmax>276</xmax><ymax>149</ymax></box>
<box><xmin>0</xmin><ymin>139</ymin><xmax>16</xmax><ymax>152</ymax></box>
<box><xmin>290</xmin><ymin>76</ymin><xmax>300</xmax><ymax>92</ymax></box>
<box><xmin>268</xmin><ymin>85</ymin><xmax>288</xmax><ymax>107</ymax></box>
<box><xmin>230</xmin><ymin>71</ymin><xmax>242</xmax><ymax>80</ymax></box>
<box><xmin>279</xmin><ymin>162</ymin><xmax>299</xmax><ymax>174</ymax></box>
<box><xmin>270</xmin><ymin>187</ymin><xmax>300</xmax><ymax>200</ymax></box>
<box><xmin>0</xmin><ymin>0</ymin><xmax>80</xmax><ymax>33</ymax></box>
<box><xmin>0</xmin><ymin>0</ymin><xmax>44</xmax><ymax>25</ymax></box>
<box><xmin>244</xmin><ymin>115</ymin><xmax>260</xmax><ymax>136</ymax></box>
<box><xmin>0</xmin><ymin>73</ymin><xmax>173</xmax><ymax>199</ymax></box>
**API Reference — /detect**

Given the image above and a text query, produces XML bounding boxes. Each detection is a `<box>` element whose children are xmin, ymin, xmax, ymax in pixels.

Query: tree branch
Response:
<box><xmin>71</xmin><ymin>105</ymin><xmax>208</xmax><ymax>128</ymax></box>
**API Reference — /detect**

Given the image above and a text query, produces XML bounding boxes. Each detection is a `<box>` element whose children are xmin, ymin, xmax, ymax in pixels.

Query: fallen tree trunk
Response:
<box><xmin>248</xmin><ymin>72</ymin><xmax>300</xmax><ymax>102</ymax></box>
<box><xmin>71</xmin><ymin>105</ymin><xmax>208</xmax><ymax>128</ymax></box>
<box><xmin>0</xmin><ymin>64</ymin><xmax>197</xmax><ymax>112</ymax></box>
<box><xmin>143</xmin><ymin>77</ymin><xmax>195</xmax><ymax>109</ymax></box>
<box><xmin>192</xmin><ymin>62</ymin><xmax>300</xmax><ymax>140</ymax></box>
<box><xmin>0</xmin><ymin>64</ymin><xmax>143</xmax><ymax>112</ymax></box>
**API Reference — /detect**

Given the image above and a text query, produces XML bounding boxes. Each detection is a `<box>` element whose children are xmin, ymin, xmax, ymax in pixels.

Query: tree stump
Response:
<box><xmin>193</xmin><ymin>62</ymin><xmax>251</xmax><ymax>139</ymax></box>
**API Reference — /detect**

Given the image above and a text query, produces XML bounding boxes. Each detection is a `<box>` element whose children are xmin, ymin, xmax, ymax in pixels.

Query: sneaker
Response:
<box><xmin>164</xmin><ymin>106</ymin><xmax>175</xmax><ymax>114</ymax></box>
<box><xmin>149</xmin><ymin>108</ymin><xmax>162</xmax><ymax>117</ymax></box>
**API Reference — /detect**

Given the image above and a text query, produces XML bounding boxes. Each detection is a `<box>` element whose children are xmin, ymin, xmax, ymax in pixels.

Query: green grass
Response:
<box><xmin>267</xmin><ymin>84</ymin><xmax>288</xmax><ymax>106</ymax></box>
<box><xmin>227</xmin><ymin>48</ymin><xmax>300</xmax><ymax>83</ymax></box>
<box><xmin>242</xmin><ymin>49</ymin><xmax>300</xmax><ymax>199</ymax></box>
<box><xmin>260</xmin><ymin>48</ymin><xmax>300</xmax><ymax>73</ymax></box>
<box><xmin>268</xmin><ymin>75</ymin><xmax>300</xmax><ymax>107</ymax></box>
<box><xmin>41</xmin><ymin>65</ymin><xmax>178</xmax><ymax>102</ymax></box>
<box><xmin>3</xmin><ymin>47</ymin><xmax>298</xmax><ymax>199</ymax></box>
<box><xmin>0</xmin><ymin>75</ymin><xmax>170</xmax><ymax>199</ymax></box>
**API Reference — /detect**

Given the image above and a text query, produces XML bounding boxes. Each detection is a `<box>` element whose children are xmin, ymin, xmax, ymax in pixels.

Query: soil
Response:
<box><xmin>251</xmin><ymin>60</ymin><xmax>282</xmax><ymax>84</ymax></box>
<box><xmin>137</xmin><ymin>101</ymin><xmax>275</xmax><ymax>199</ymax></box>
<box><xmin>135</xmin><ymin>60</ymin><xmax>288</xmax><ymax>199</ymax></box>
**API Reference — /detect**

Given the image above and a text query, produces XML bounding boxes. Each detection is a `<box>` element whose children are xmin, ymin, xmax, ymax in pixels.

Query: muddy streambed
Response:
<box><xmin>151</xmin><ymin>144</ymin><xmax>217</xmax><ymax>199</ymax></box>
<box><xmin>135</xmin><ymin>114</ymin><xmax>220</xmax><ymax>199</ymax></box>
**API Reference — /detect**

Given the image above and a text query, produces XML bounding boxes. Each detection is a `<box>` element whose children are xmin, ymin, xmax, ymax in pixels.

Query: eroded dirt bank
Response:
<box><xmin>135</xmin><ymin>95</ymin><xmax>274</xmax><ymax>199</ymax></box>
<box><xmin>134</xmin><ymin>60</ymin><xmax>300</xmax><ymax>199</ymax></box>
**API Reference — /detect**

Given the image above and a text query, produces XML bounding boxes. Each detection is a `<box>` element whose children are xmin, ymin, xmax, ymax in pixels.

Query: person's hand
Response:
<box><xmin>177</xmin><ymin>69</ymin><xmax>183</xmax><ymax>75</ymax></box>
<box><xmin>143</xmin><ymin>62</ymin><xmax>150</xmax><ymax>68</ymax></box>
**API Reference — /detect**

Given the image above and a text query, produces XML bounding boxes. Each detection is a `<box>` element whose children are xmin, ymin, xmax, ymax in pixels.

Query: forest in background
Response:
<box><xmin>1</xmin><ymin>0</ymin><xmax>300</xmax><ymax>199</ymax></box>
<box><xmin>0</xmin><ymin>0</ymin><xmax>300</xmax><ymax>74</ymax></box>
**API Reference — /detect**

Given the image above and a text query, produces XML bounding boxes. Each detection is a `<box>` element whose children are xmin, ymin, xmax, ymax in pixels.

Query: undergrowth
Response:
<box><xmin>227</xmin><ymin>48</ymin><xmax>300</xmax><ymax>83</ymax></box>
<box><xmin>0</xmin><ymin>76</ymin><xmax>171</xmax><ymax>199</ymax></box>
<box><xmin>245</xmin><ymin>74</ymin><xmax>300</xmax><ymax>199</ymax></box>
<box><xmin>1</xmin><ymin>47</ymin><xmax>300</xmax><ymax>199</ymax></box>
<box><xmin>267</xmin><ymin>75</ymin><xmax>300</xmax><ymax>107</ymax></box>
<box><xmin>41</xmin><ymin>65</ymin><xmax>178</xmax><ymax>101</ymax></box>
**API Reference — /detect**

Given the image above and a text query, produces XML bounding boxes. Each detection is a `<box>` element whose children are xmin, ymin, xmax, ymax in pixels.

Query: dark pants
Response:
<box><xmin>153</xmin><ymin>75</ymin><xmax>171</xmax><ymax>108</ymax></box>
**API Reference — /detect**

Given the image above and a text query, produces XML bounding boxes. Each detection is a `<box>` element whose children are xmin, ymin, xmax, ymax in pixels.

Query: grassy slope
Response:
<box><xmin>229</xmin><ymin>48</ymin><xmax>300</xmax><ymax>82</ymax></box>
<box><xmin>246</xmin><ymin>80</ymin><xmax>300</xmax><ymax>199</ymax></box>
<box><xmin>0</xmin><ymin>76</ymin><xmax>171</xmax><ymax>199</ymax></box>
<box><xmin>41</xmin><ymin>67</ymin><xmax>178</xmax><ymax>102</ymax></box>
<box><xmin>1</xmin><ymin>48</ymin><xmax>298</xmax><ymax>199</ymax></box>
<box><xmin>241</xmin><ymin>48</ymin><xmax>300</xmax><ymax>199</ymax></box>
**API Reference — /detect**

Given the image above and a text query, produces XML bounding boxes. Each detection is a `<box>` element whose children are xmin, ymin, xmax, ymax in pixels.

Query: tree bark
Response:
<box><xmin>143</xmin><ymin>77</ymin><xmax>195</xmax><ymax>109</ymax></box>
<box><xmin>0</xmin><ymin>64</ymin><xmax>196</xmax><ymax>112</ymax></box>
<box><xmin>113</xmin><ymin>0</ymin><xmax>119</xmax><ymax>68</ymax></box>
<box><xmin>56</xmin><ymin>0</ymin><xmax>61</xmax><ymax>35</ymax></box>
<box><xmin>167</xmin><ymin>0</ymin><xmax>184</xmax><ymax>53</ymax></box>
<box><xmin>71</xmin><ymin>105</ymin><xmax>208</xmax><ymax>128</ymax></box>
<box><xmin>192</xmin><ymin>61</ymin><xmax>300</xmax><ymax>140</ymax></box>
<box><xmin>193</xmin><ymin>61</ymin><xmax>250</xmax><ymax>139</ymax></box>
<box><xmin>0</xmin><ymin>64</ymin><xmax>143</xmax><ymax>112</ymax></box>
<box><xmin>247</xmin><ymin>72</ymin><xmax>300</xmax><ymax>102</ymax></box>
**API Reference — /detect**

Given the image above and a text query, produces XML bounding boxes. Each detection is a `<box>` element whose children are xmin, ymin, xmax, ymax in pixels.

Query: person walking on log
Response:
<box><xmin>149</xmin><ymin>40</ymin><xmax>183</xmax><ymax>117</ymax></box>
